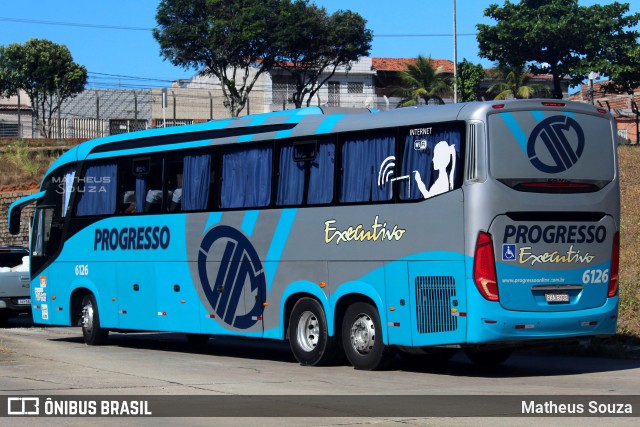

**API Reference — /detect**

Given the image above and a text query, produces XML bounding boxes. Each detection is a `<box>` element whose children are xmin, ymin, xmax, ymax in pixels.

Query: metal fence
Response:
<box><xmin>0</xmin><ymin>84</ymin><xmax>409</xmax><ymax>140</ymax></box>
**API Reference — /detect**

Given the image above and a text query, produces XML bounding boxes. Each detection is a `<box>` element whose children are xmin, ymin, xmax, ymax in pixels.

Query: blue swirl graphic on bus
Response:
<box><xmin>527</xmin><ymin>116</ymin><xmax>584</xmax><ymax>173</ymax></box>
<box><xmin>198</xmin><ymin>225</ymin><xmax>265</xmax><ymax>329</ymax></box>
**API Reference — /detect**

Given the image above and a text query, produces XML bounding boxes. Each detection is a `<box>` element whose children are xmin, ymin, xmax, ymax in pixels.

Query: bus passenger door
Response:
<box><xmin>116</xmin><ymin>263</ymin><xmax>158</xmax><ymax>331</ymax></box>
<box><xmin>408</xmin><ymin>261</ymin><xmax>467</xmax><ymax>346</ymax></box>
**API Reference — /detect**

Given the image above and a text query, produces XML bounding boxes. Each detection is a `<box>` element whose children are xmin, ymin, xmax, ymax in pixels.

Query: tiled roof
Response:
<box><xmin>372</xmin><ymin>57</ymin><xmax>454</xmax><ymax>73</ymax></box>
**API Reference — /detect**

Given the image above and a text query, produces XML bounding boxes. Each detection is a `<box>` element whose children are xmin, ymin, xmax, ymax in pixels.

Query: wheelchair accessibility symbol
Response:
<box><xmin>502</xmin><ymin>244</ymin><xmax>517</xmax><ymax>261</ymax></box>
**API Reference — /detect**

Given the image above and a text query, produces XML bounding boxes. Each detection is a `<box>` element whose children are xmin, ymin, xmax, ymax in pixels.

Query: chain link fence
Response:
<box><xmin>0</xmin><ymin>81</ymin><xmax>402</xmax><ymax>140</ymax></box>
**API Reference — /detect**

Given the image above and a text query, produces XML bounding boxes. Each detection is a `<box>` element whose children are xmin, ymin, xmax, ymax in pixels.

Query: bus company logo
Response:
<box><xmin>527</xmin><ymin>116</ymin><xmax>585</xmax><ymax>173</ymax></box>
<box><xmin>197</xmin><ymin>225</ymin><xmax>265</xmax><ymax>329</ymax></box>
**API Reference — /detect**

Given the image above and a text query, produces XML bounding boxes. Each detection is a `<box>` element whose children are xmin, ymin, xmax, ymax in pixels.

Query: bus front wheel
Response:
<box><xmin>342</xmin><ymin>302</ymin><xmax>396</xmax><ymax>370</ymax></box>
<box><xmin>81</xmin><ymin>294</ymin><xmax>109</xmax><ymax>345</ymax></box>
<box><xmin>288</xmin><ymin>298</ymin><xmax>336</xmax><ymax>366</ymax></box>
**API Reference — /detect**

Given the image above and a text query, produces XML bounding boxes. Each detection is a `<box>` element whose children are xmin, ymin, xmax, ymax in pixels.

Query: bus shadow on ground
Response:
<box><xmin>48</xmin><ymin>328</ymin><xmax>640</xmax><ymax>378</ymax></box>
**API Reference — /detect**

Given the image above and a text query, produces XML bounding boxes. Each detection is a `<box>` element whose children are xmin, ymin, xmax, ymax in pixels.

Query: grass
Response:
<box><xmin>617</xmin><ymin>145</ymin><xmax>640</xmax><ymax>338</ymax></box>
<box><xmin>0</xmin><ymin>140</ymin><xmax>56</xmax><ymax>191</ymax></box>
<box><xmin>0</xmin><ymin>140</ymin><xmax>639</xmax><ymax>344</ymax></box>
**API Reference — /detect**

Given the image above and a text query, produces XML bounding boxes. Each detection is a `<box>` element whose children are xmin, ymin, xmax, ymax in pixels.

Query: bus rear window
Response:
<box><xmin>488</xmin><ymin>112</ymin><xmax>614</xmax><ymax>185</ymax></box>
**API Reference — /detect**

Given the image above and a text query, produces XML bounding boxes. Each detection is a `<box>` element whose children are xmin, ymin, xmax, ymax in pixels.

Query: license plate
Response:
<box><xmin>545</xmin><ymin>292</ymin><xmax>569</xmax><ymax>303</ymax></box>
<box><xmin>17</xmin><ymin>298</ymin><xmax>31</xmax><ymax>305</ymax></box>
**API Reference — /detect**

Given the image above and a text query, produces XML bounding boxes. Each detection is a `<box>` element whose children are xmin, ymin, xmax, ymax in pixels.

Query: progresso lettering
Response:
<box><xmin>503</xmin><ymin>225</ymin><xmax>606</xmax><ymax>244</ymax></box>
<box><xmin>94</xmin><ymin>226</ymin><xmax>170</xmax><ymax>251</ymax></box>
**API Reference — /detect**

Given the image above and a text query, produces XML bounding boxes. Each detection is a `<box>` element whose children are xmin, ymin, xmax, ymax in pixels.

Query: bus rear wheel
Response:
<box><xmin>342</xmin><ymin>302</ymin><xmax>395</xmax><ymax>370</ymax></box>
<box><xmin>81</xmin><ymin>294</ymin><xmax>109</xmax><ymax>345</ymax></box>
<box><xmin>288</xmin><ymin>298</ymin><xmax>336</xmax><ymax>366</ymax></box>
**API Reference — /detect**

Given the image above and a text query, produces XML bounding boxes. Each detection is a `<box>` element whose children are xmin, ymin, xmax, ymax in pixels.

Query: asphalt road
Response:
<box><xmin>1</xmin><ymin>314</ymin><xmax>639</xmax><ymax>426</ymax></box>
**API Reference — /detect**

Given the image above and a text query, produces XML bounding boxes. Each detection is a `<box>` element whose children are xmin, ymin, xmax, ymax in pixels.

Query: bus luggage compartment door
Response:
<box><xmin>116</xmin><ymin>262</ymin><xmax>158</xmax><ymax>330</ymax></box>
<box><xmin>491</xmin><ymin>214</ymin><xmax>615</xmax><ymax>312</ymax></box>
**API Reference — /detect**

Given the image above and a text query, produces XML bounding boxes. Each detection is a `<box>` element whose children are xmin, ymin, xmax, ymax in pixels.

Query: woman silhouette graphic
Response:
<box><xmin>414</xmin><ymin>140</ymin><xmax>456</xmax><ymax>199</ymax></box>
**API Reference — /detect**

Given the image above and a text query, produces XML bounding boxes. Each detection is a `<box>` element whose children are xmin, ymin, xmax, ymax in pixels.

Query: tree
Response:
<box><xmin>457</xmin><ymin>59</ymin><xmax>485</xmax><ymax>102</ymax></box>
<box><xmin>274</xmin><ymin>0</ymin><xmax>372</xmax><ymax>108</ymax></box>
<box><xmin>154</xmin><ymin>0</ymin><xmax>281</xmax><ymax>117</ymax></box>
<box><xmin>486</xmin><ymin>63</ymin><xmax>551</xmax><ymax>100</ymax></box>
<box><xmin>0</xmin><ymin>39</ymin><xmax>87</xmax><ymax>138</ymax></box>
<box><xmin>396</xmin><ymin>56</ymin><xmax>451</xmax><ymax>107</ymax></box>
<box><xmin>477</xmin><ymin>0</ymin><xmax>640</xmax><ymax>99</ymax></box>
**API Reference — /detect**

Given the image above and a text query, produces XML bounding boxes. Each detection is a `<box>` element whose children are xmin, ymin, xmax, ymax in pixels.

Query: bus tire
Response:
<box><xmin>342</xmin><ymin>302</ymin><xmax>396</xmax><ymax>370</ymax></box>
<box><xmin>81</xmin><ymin>294</ymin><xmax>109</xmax><ymax>345</ymax></box>
<box><xmin>465</xmin><ymin>348</ymin><xmax>512</xmax><ymax>366</ymax></box>
<box><xmin>288</xmin><ymin>298</ymin><xmax>336</xmax><ymax>366</ymax></box>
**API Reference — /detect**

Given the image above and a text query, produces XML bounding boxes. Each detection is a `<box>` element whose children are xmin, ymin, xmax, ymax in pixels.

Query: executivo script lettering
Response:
<box><xmin>324</xmin><ymin>215</ymin><xmax>406</xmax><ymax>245</ymax></box>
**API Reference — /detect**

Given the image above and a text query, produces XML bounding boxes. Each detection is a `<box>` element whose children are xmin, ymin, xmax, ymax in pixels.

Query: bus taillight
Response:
<box><xmin>473</xmin><ymin>231</ymin><xmax>499</xmax><ymax>301</ymax></box>
<box><xmin>608</xmin><ymin>232</ymin><xmax>620</xmax><ymax>297</ymax></box>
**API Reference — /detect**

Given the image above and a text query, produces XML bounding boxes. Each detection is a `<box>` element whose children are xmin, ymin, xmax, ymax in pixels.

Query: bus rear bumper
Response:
<box><xmin>466</xmin><ymin>297</ymin><xmax>618</xmax><ymax>344</ymax></box>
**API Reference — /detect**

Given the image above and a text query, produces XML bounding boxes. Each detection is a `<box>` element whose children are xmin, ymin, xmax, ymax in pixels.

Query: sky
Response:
<box><xmin>0</xmin><ymin>0</ymin><xmax>637</xmax><ymax>91</ymax></box>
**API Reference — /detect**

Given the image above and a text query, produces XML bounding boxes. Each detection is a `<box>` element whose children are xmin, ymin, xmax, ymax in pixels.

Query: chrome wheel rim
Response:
<box><xmin>296</xmin><ymin>311</ymin><xmax>319</xmax><ymax>352</ymax></box>
<box><xmin>82</xmin><ymin>300</ymin><xmax>94</xmax><ymax>333</ymax></box>
<box><xmin>350</xmin><ymin>313</ymin><xmax>376</xmax><ymax>355</ymax></box>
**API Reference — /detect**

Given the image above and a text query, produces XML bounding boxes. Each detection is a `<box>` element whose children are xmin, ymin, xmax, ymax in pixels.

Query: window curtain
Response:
<box><xmin>221</xmin><ymin>146</ymin><xmax>272</xmax><ymax>208</ymax></box>
<box><xmin>62</xmin><ymin>169</ymin><xmax>75</xmax><ymax>216</ymax></box>
<box><xmin>401</xmin><ymin>126</ymin><xmax>462</xmax><ymax>200</ymax></box>
<box><xmin>75</xmin><ymin>163</ymin><xmax>117</xmax><ymax>216</ymax></box>
<box><xmin>307</xmin><ymin>141</ymin><xmax>334</xmax><ymax>204</ymax></box>
<box><xmin>183</xmin><ymin>153</ymin><xmax>211</xmax><ymax>211</ymax></box>
<box><xmin>135</xmin><ymin>176</ymin><xmax>146</xmax><ymax>213</ymax></box>
<box><xmin>277</xmin><ymin>143</ymin><xmax>305</xmax><ymax>205</ymax></box>
<box><xmin>340</xmin><ymin>133</ymin><xmax>394</xmax><ymax>203</ymax></box>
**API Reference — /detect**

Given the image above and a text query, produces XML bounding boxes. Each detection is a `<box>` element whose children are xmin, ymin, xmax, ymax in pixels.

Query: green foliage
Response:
<box><xmin>154</xmin><ymin>0</ymin><xmax>371</xmax><ymax>113</ymax></box>
<box><xmin>154</xmin><ymin>0</ymin><xmax>281</xmax><ymax>117</ymax></box>
<box><xmin>273</xmin><ymin>1</ymin><xmax>372</xmax><ymax>108</ymax></box>
<box><xmin>486</xmin><ymin>63</ymin><xmax>550</xmax><ymax>100</ymax></box>
<box><xmin>396</xmin><ymin>56</ymin><xmax>451</xmax><ymax>107</ymax></box>
<box><xmin>457</xmin><ymin>59</ymin><xmax>485</xmax><ymax>102</ymax></box>
<box><xmin>477</xmin><ymin>0</ymin><xmax>640</xmax><ymax>98</ymax></box>
<box><xmin>0</xmin><ymin>39</ymin><xmax>87</xmax><ymax>137</ymax></box>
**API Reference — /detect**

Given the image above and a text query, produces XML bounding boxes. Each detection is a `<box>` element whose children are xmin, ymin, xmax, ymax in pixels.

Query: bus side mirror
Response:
<box><xmin>9</xmin><ymin>207</ymin><xmax>21</xmax><ymax>235</ymax></box>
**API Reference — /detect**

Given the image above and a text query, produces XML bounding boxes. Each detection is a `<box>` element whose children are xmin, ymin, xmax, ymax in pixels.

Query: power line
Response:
<box><xmin>88</xmin><ymin>72</ymin><xmax>177</xmax><ymax>83</ymax></box>
<box><xmin>0</xmin><ymin>16</ymin><xmax>477</xmax><ymax>37</ymax></box>
<box><xmin>376</xmin><ymin>33</ymin><xmax>476</xmax><ymax>37</ymax></box>
<box><xmin>0</xmin><ymin>16</ymin><xmax>152</xmax><ymax>31</ymax></box>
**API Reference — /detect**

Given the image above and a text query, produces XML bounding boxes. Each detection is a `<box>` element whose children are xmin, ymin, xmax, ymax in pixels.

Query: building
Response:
<box><xmin>0</xmin><ymin>57</ymin><xmax>576</xmax><ymax>140</ymax></box>
<box><xmin>569</xmin><ymin>81</ymin><xmax>639</xmax><ymax>145</ymax></box>
<box><xmin>0</xmin><ymin>90</ymin><xmax>34</xmax><ymax>138</ymax></box>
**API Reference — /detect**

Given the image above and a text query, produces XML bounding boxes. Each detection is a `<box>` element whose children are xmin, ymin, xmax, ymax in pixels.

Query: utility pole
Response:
<box><xmin>453</xmin><ymin>0</ymin><xmax>458</xmax><ymax>103</ymax></box>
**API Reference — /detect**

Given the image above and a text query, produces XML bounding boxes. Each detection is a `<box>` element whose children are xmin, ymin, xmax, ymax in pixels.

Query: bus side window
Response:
<box><xmin>75</xmin><ymin>162</ymin><xmax>118</xmax><ymax>216</ymax></box>
<box><xmin>220</xmin><ymin>145</ymin><xmax>272</xmax><ymax>209</ymax></box>
<box><xmin>166</xmin><ymin>152</ymin><xmax>214</xmax><ymax>212</ymax></box>
<box><xmin>166</xmin><ymin>157</ymin><xmax>183</xmax><ymax>212</ymax></box>
<box><xmin>118</xmin><ymin>156</ymin><xmax>164</xmax><ymax>214</ymax></box>
<box><xmin>400</xmin><ymin>124</ymin><xmax>463</xmax><ymax>201</ymax></box>
<box><xmin>340</xmin><ymin>131</ymin><xmax>395</xmax><ymax>203</ymax></box>
<box><xmin>277</xmin><ymin>139</ymin><xmax>334</xmax><ymax>206</ymax></box>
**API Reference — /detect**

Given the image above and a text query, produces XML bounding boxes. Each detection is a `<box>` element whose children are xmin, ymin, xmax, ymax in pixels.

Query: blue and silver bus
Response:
<box><xmin>9</xmin><ymin>100</ymin><xmax>620</xmax><ymax>370</ymax></box>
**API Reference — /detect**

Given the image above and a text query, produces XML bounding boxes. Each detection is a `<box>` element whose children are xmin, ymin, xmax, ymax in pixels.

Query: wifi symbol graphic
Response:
<box><xmin>378</xmin><ymin>156</ymin><xmax>396</xmax><ymax>187</ymax></box>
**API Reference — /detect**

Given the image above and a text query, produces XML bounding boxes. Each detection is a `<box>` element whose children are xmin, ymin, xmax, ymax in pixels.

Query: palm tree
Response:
<box><xmin>396</xmin><ymin>55</ymin><xmax>452</xmax><ymax>107</ymax></box>
<box><xmin>487</xmin><ymin>63</ymin><xmax>551</xmax><ymax>99</ymax></box>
